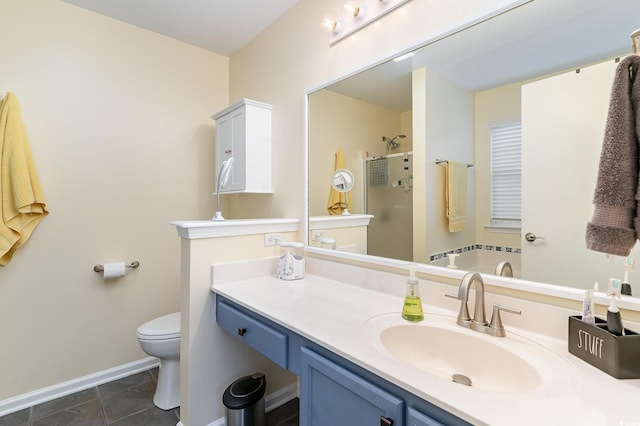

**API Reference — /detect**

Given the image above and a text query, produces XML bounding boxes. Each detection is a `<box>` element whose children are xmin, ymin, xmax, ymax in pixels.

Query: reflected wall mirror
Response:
<box><xmin>307</xmin><ymin>0</ymin><xmax>640</xmax><ymax>296</ymax></box>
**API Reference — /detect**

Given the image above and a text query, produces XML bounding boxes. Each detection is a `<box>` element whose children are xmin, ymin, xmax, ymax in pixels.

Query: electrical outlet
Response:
<box><xmin>311</xmin><ymin>230</ymin><xmax>324</xmax><ymax>241</ymax></box>
<box><xmin>264</xmin><ymin>233</ymin><xmax>282</xmax><ymax>246</ymax></box>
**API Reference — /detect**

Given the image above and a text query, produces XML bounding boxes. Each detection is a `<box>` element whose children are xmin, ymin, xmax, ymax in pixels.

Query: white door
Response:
<box><xmin>521</xmin><ymin>59</ymin><xmax>630</xmax><ymax>289</ymax></box>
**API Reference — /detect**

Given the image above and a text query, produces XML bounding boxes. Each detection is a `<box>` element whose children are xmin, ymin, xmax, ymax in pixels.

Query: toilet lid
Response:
<box><xmin>137</xmin><ymin>312</ymin><xmax>180</xmax><ymax>340</ymax></box>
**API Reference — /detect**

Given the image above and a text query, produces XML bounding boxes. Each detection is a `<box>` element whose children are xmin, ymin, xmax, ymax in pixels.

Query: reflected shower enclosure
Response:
<box><xmin>364</xmin><ymin>152</ymin><xmax>413</xmax><ymax>261</ymax></box>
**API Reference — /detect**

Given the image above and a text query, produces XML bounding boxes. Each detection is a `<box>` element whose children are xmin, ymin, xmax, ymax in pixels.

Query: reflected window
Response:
<box><xmin>490</xmin><ymin>122</ymin><xmax>522</xmax><ymax>228</ymax></box>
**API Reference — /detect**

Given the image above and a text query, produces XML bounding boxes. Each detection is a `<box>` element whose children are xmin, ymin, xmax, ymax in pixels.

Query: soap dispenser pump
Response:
<box><xmin>402</xmin><ymin>263</ymin><xmax>424</xmax><ymax>322</ymax></box>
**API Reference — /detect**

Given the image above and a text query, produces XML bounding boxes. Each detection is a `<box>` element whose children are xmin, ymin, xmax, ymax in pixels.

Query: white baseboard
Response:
<box><xmin>196</xmin><ymin>382</ymin><xmax>299</xmax><ymax>426</ymax></box>
<box><xmin>265</xmin><ymin>382</ymin><xmax>298</xmax><ymax>412</ymax></box>
<box><xmin>0</xmin><ymin>357</ymin><xmax>159</xmax><ymax>417</ymax></box>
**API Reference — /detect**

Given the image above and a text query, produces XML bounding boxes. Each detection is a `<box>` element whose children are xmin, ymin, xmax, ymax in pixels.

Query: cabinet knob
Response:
<box><xmin>237</xmin><ymin>328</ymin><xmax>247</xmax><ymax>336</ymax></box>
<box><xmin>380</xmin><ymin>416</ymin><xmax>393</xmax><ymax>426</ymax></box>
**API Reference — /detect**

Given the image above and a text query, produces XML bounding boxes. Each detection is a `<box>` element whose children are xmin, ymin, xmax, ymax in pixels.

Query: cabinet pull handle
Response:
<box><xmin>380</xmin><ymin>416</ymin><xmax>393</xmax><ymax>426</ymax></box>
<box><xmin>225</xmin><ymin>149</ymin><xmax>232</xmax><ymax>154</ymax></box>
<box><xmin>237</xmin><ymin>328</ymin><xmax>247</xmax><ymax>336</ymax></box>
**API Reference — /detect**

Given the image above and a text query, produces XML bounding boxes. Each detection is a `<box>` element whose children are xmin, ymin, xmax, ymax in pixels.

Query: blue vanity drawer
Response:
<box><xmin>216</xmin><ymin>299</ymin><xmax>288</xmax><ymax>369</ymax></box>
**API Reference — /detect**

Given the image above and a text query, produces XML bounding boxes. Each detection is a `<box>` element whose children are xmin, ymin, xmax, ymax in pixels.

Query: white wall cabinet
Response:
<box><xmin>212</xmin><ymin>98</ymin><xmax>272</xmax><ymax>193</ymax></box>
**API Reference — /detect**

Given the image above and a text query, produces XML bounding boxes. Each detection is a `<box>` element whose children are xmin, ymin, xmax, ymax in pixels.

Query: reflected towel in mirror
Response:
<box><xmin>327</xmin><ymin>148</ymin><xmax>352</xmax><ymax>215</ymax></box>
<box><xmin>446</xmin><ymin>161</ymin><xmax>467</xmax><ymax>232</ymax></box>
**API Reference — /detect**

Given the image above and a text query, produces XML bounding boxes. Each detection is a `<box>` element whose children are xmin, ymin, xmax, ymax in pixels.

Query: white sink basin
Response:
<box><xmin>363</xmin><ymin>313</ymin><xmax>579</xmax><ymax>394</ymax></box>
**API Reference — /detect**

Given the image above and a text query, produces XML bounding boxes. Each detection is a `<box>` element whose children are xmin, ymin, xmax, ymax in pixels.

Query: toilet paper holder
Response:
<box><xmin>93</xmin><ymin>260</ymin><xmax>140</xmax><ymax>273</ymax></box>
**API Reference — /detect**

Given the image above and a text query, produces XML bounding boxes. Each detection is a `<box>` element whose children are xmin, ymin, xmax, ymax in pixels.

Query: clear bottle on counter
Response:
<box><xmin>278</xmin><ymin>242</ymin><xmax>305</xmax><ymax>281</ymax></box>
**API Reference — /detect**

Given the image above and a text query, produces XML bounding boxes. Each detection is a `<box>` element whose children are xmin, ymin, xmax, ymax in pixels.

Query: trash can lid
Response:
<box><xmin>223</xmin><ymin>373</ymin><xmax>267</xmax><ymax>409</ymax></box>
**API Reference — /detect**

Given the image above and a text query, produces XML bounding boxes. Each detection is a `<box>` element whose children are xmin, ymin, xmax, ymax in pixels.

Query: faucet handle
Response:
<box><xmin>488</xmin><ymin>304</ymin><xmax>521</xmax><ymax>337</ymax></box>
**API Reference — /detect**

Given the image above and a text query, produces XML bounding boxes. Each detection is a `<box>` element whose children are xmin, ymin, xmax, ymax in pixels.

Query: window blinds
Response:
<box><xmin>490</xmin><ymin>122</ymin><xmax>521</xmax><ymax>224</ymax></box>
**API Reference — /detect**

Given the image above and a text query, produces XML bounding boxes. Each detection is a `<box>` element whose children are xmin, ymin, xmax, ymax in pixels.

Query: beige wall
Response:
<box><xmin>0</xmin><ymin>0</ymin><xmax>228</xmax><ymax>400</ymax></box>
<box><xmin>423</xmin><ymin>69</ymin><xmax>475</xmax><ymax>259</ymax></box>
<box><xmin>308</xmin><ymin>89</ymin><xmax>404</xmax><ymax>216</ymax></box>
<box><xmin>0</xmin><ymin>0</ymin><xmax>528</xmax><ymax>415</ymax></box>
<box><xmin>474</xmin><ymin>82</ymin><xmax>522</xmax><ymax>248</ymax></box>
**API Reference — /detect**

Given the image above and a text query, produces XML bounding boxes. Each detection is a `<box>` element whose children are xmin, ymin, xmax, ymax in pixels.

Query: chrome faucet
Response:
<box><xmin>446</xmin><ymin>272</ymin><xmax>521</xmax><ymax>337</ymax></box>
<box><xmin>495</xmin><ymin>261</ymin><xmax>513</xmax><ymax>277</ymax></box>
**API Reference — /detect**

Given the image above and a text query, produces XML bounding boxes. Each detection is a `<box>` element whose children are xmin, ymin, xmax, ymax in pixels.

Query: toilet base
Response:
<box><xmin>153</xmin><ymin>358</ymin><xmax>180</xmax><ymax>410</ymax></box>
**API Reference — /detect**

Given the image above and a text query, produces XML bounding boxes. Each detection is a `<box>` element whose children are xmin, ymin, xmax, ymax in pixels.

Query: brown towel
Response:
<box><xmin>586</xmin><ymin>56</ymin><xmax>640</xmax><ymax>256</ymax></box>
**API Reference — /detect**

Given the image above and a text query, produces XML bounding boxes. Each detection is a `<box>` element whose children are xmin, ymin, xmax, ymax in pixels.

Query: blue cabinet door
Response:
<box><xmin>407</xmin><ymin>407</ymin><xmax>445</xmax><ymax>426</ymax></box>
<box><xmin>300</xmin><ymin>347</ymin><xmax>404</xmax><ymax>426</ymax></box>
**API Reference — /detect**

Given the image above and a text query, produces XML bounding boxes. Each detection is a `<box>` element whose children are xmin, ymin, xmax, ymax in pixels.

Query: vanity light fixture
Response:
<box><xmin>325</xmin><ymin>0</ymin><xmax>411</xmax><ymax>45</ymax></box>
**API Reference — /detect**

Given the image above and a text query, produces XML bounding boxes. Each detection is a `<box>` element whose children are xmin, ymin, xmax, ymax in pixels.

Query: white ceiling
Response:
<box><xmin>61</xmin><ymin>0</ymin><xmax>300</xmax><ymax>57</ymax></box>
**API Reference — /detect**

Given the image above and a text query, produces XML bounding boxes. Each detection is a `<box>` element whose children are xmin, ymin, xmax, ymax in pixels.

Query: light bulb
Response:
<box><xmin>344</xmin><ymin>3</ymin><xmax>366</xmax><ymax>19</ymax></box>
<box><xmin>322</xmin><ymin>18</ymin><xmax>342</xmax><ymax>34</ymax></box>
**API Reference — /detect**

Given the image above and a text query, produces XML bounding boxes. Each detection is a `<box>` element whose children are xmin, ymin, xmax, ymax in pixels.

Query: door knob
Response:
<box><xmin>524</xmin><ymin>232</ymin><xmax>544</xmax><ymax>242</ymax></box>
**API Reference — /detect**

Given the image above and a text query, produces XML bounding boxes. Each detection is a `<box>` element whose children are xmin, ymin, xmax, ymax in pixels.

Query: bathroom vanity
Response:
<box><xmin>211</xmin><ymin>258</ymin><xmax>640</xmax><ymax>426</ymax></box>
<box><xmin>216</xmin><ymin>296</ymin><xmax>461</xmax><ymax>425</ymax></box>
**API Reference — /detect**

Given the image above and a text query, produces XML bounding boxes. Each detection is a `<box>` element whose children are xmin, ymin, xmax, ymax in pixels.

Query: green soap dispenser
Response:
<box><xmin>402</xmin><ymin>263</ymin><xmax>424</xmax><ymax>322</ymax></box>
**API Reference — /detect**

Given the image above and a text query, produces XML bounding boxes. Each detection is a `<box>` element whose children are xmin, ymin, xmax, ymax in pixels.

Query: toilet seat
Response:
<box><xmin>137</xmin><ymin>312</ymin><xmax>180</xmax><ymax>340</ymax></box>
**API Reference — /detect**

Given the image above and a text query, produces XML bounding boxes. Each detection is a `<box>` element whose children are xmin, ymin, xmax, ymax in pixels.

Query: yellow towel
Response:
<box><xmin>327</xmin><ymin>149</ymin><xmax>352</xmax><ymax>215</ymax></box>
<box><xmin>446</xmin><ymin>161</ymin><xmax>467</xmax><ymax>232</ymax></box>
<box><xmin>0</xmin><ymin>92</ymin><xmax>48</xmax><ymax>265</ymax></box>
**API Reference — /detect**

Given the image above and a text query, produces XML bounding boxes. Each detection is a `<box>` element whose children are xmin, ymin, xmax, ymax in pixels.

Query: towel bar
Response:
<box><xmin>93</xmin><ymin>261</ymin><xmax>140</xmax><ymax>273</ymax></box>
<box><xmin>435</xmin><ymin>159</ymin><xmax>474</xmax><ymax>168</ymax></box>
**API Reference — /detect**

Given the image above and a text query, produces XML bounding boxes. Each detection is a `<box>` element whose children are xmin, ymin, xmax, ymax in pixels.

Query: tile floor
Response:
<box><xmin>0</xmin><ymin>369</ymin><xmax>299</xmax><ymax>426</ymax></box>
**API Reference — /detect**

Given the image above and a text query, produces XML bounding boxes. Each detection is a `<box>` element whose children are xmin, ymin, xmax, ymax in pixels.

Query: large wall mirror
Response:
<box><xmin>308</xmin><ymin>0</ymin><xmax>640</xmax><ymax>297</ymax></box>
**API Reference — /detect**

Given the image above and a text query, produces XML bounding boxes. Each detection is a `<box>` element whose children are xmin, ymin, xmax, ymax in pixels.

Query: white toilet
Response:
<box><xmin>136</xmin><ymin>312</ymin><xmax>181</xmax><ymax>410</ymax></box>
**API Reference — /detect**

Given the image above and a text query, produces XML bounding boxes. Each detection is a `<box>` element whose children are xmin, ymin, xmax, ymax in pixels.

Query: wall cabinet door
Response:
<box><xmin>212</xmin><ymin>98</ymin><xmax>272</xmax><ymax>193</ymax></box>
<box><xmin>300</xmin><ymin>347</ymin><xmax>404</xmax><ymax>426</ymax></box>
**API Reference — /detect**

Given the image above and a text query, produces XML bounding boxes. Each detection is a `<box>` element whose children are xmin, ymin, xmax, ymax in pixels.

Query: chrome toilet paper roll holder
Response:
<box><xmin>93</xmin><ymin>260</ymin><xmax>140</xmax><ymax>273</ymax></box>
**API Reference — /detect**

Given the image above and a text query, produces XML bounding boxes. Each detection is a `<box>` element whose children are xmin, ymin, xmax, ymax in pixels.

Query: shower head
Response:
<box><xmin>382</xmin><ymin>134</ymin><xmax>406</xmax><ymax>151</ymax></box>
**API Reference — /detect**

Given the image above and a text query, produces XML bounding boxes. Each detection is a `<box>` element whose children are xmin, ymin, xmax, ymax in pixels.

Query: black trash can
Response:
<box><xmin>223</xmin><ymin>373</ymin><xmax>266</xmax><ymax>426</ymax></box>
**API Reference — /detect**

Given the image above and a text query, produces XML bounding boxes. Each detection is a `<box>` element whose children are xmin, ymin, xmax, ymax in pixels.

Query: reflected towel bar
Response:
<box><xmin>435</xmin><ymin>159</ymin><xmax>474</xmax><ymax>168</ymax></box>
<box><xmin>93</xmin><ymin>260</ymin><xmax>140</xmax><ymax>273</ymax></box>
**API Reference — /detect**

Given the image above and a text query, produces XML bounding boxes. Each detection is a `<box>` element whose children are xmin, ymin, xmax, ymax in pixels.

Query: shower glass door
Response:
<box><xmin>365</xmin><ymin>152</ymin><xmax>413</xmax><ymax>261</ymax></box>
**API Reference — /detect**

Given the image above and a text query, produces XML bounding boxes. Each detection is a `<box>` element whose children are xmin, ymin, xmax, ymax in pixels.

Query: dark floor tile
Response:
<box><xmin>146</xmin><ymin>368</ymin><xmax>159</xmax><ymax>383</ymax></box>
<box><xmin>266</xmin><ymin>398</ymin><xmax>299</xmax><ymax>426</ymax></box>
<box><xmin>32</xmin><ymin>399</ymin><xmax>106</xmax><ymax>426</ymax></box>
<box><xmin>1</xmin><ymin>369</ymin><xmax>300</xmax><ymax>426</ymax></box>
<box><xmin>273</xmin><ymin>418</ymin><xmax>298</xmax><ymax>426</ymax></box>
<box><xmin>0</xmin><ymin>408</ymin><xmax>30</xmax><ymax>426</ymax></box>
<box><xmin>109</xmin><ymin>406</ymin><xmax>179</xmax><ymax>426</ymax></box>
<box><xmin>97</xmin><ymin>372</ymin><xmax>155</xmax><ymax>398</ymax></box>
<box><xmin>31</xmin><ymin>388</ymin><xmax>99</xmax><ymax>421</ymax></box>
<box><xmin>99</xmin><ymin>374</ymin><xmax>157</xmax><ymax>423</ymax></box>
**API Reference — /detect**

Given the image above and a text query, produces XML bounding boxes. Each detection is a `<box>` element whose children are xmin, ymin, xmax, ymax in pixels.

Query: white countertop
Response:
<box><xmin>211</xmin><ymin>270</ymin><xmax>640</xmax><ymax>425</ymax></box>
